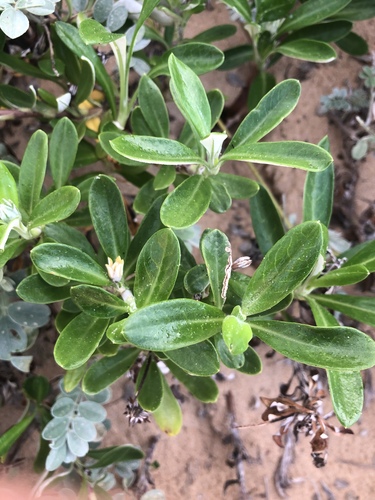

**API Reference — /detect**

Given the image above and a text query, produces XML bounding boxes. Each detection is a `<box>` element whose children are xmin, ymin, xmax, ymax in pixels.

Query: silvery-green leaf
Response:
<box><xmin>72</xmin><ymin>416</ymin><xmax>97</xmax><ymax>441</ymax></box>
<box><xmin>130</xmin><ymin>57</ymin><xmax>150</xmax><ymax>76</ymax></box>
<box><xmin>72</xmin><ymin>0</ymin><xmax>88</xmax><ymax>11</ymax></box>
<box><xmin>45</xmin><ymin>443</ymin><xmax>67</xmax><ymax>471</ymax></box>
<box><xmin>10</xmin><ymin>355</ymin><xmax>32</xmax><ymax>372</ymax></box>
<box><xmin>93</xmin><ymin>0</ymin><xmax>113</xmax><ymax>22</ymax></box>
<box><xmin>0</xmin><ymin>8</ymin><xmax>29</xmax><ymax>39</ymax></box>
<box><xmin>8</xmin><ymin>302</ymin><xmax>50</xmax><ymax>328</ymax></box>
<box><xmin>86</xmin><ymin>387</ymin><xmax>112</xmax><ymax>404</ymax></box>
<box><xmin>67</xmin><ymin>430</ymin><xmax>89</xmax><ymax>457</ymax></box>
<box><xmin>42</xmin><ymin>417</ymin><xmax>70</xmax><ymax>440</ymax></box>
<box><xmin>0</xmin><ymin>317</ymin><xmax>27</xmax><ymax>359</ymax></box>
<box><xmin>106</xmin><ymin>2</ymin><xmax>128</xmax><ymax>32</ymax></box>
<box><xmin>78</xmin><ymin>401</ymin><xmax>107</xmax><ymax>422</ymax></box>
<box><xmin>27</xmin><ymin>0</ymin><xmax>56</xmax><ymax>15</ymax></box>
<box><xmin>49</xmin><ymin>433</ymin><xmax>66</xmax><ymax>449</ymax></box>
<box><xmin>52</xmin><ymin>397</ymin><xmax>75</xmax><ymax>418</ymax></box>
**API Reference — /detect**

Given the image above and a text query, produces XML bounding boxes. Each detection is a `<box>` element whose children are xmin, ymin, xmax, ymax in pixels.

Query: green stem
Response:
<box><xmin>112</xmin><ymin>40</ymin><xmax>128</xmax><ymax>129</ymax></box>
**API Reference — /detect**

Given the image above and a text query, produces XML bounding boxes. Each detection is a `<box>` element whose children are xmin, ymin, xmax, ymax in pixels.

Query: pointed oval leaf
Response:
<box><xmin>242</xmin><ymin>221</ymin><xmax>323</xmax><ymax>315</ymax></box>
<box><xmin>183</xmin><ymin>264</ymin><xmax>209</xmax><ymax>295</ymax></box>
<box><xmin>0</xmin><ymin>162</ymin><xmax>18</xmax><ymax>206</ymax></box>
<box><xmin>71</xmin><ymin>285</ymin><xmax>129</xmax><ymax>317</ymax></box>
<box><xmin>87</xmin><ymin>445</ymin><xmax>144</xmax><ymax>469</ymax></box>
<box><xmin>83</xmin><ymin>348</ymin><xmax>140</xmax><ymax>394</ymax></box>
<box><xmin>136</xmin><ymin>359</ymin><xmax>163</xmax><ymax>412</ymax></box>
<box><xmin>222</xmin><ymin>315</ymin><xmax>253</xmax><ymax>355</ymax></box>
<box><xmin>341</xmin><ymin>240</ymin><xmax>375</xmax><ymax>272</ymax></box>
<box><xmin>139</xmin><ymin>75</ymin><xmax>169</xmax><ymax>138</ymax></box>
<box><xmin>89</xmin><ymin>175</ymin><xmax>130</xmax><ymax>261</ymax></box>
<box><xmin>276</xmin><ymin>40</ymin><xmax>336</xmax><ymax>63</ymax></box>
<box><xmin>54</xmin><ymin>313</ymin><xmax>109</xmax><ymax>369</ymax></box>
<box><xmin>152</xmin><ymin>374</ymin><xmax>182</xmax><ymax>436</ymax></box>
<box><xmin>215</xmin><ymin>173</ymin><xmax>259</xmax><ymax>199</ymax></box>
<box><xmin>327</xmin><ymin>370</ymin><xmax>363</xmax><ymax>428</ymax></box>
<box><xmin>79</xmin><ymin>18</ymin><xmax>123</xmax><ymax>44</ymax></box>
<box><xmin>166</xmin><ymin>360</ymin><xmax>219</xmax><ymax>403</ymax></box>
<box><xmin>134</xmin><ymin>228</ymin><xmax>180</xmax><ymax>308</ymax></box>
<box><xmin>121</xmin><ymin>299</ymin><xmax>225</xmax><ymax>351</ymax></box>
<box><xmin>251</xmin><ymin>320</ymin><xmax>375</xmax><ymax>370</ymax></box>
<box><xmin>16</xmin><ymin>274</ymin><xmax>71</xmax><ymax>304</ymax></box>
<box><xmin>161</xmin><ymin>176</ymin><xmax>212</xmax><ymax>229</ymax></box>
<box><xmin>309</xmin><ymin>265</ymin><xmax>369</xmax><ymax>288</ymax></box>
<box><xmin>164</xmin><ymin>340</ymin><xmax>220</xmax><ymax>376</ymax></box>
<box><xmin>312</xmin><ymin>294</ymin><xmax>375</xmax><ymax>327</ymax></box>
<box><xmin>0</xmin><ymin>414</ymin><xmax>34</xmax><ymax>458</ymax></box>
<box><xmin>209</xmin><ymin>178</ymin><xmax>232</xmax><ymax>213</ymax></box>
<box><xmin>229</xmin><ymin>79</ymin><xmax>301</xmax><ymax>149</ymax></box>
<box><xmin>31</xmin><ymin>243</ymin><xmax>111</xmax><ymax>286</ymax></box>
<box><xmin>49</xmin><ymin>117</ymin><xmax>79</xmax><ymax>189</ymax></box>
<box><xmin>153</xmin><ymin>165</ymin><xmax>176</xmax><ymax>190</ymax></box>
<box><xmin>29</xmin><ymin>186</ymin><xmax>80</xmax><ymax>229</ymax></box>
<box><xmin>222</xmin><ymin>141</ymin><xmax>333</xmax><ymax>172</ymax></box>
<box><xmin>238</xmin><ymin>345</ymin><xmax>262</xmax><ymax>375</ymax></box>
<box><xmin>215</xmin><ymin>334</ymin><xmax>244</xmax><ymax>369</ymax></box>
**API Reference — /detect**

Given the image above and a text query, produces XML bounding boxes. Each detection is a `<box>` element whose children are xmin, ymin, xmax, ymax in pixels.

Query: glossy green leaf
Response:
<box><xmin>221</xmin><ymin>141</ymin><xmax>333</xmax><ymax>172</ymax></box>
<box><xmin>23</xmin><ymin>376</ymin><xmax>50</xmax><ymax>403</ymax></box>
<box><xmin>169</xmin><ymin>54</ymin><xmax>211</xmax><ymax>140</ymax></box>
<box><xmin>303</xmin><ymin>136</ymin><xmax>334</xmax><ymax>226</ymax></box>
<box><xmin>307</xmin><ymin>296</ymin><xmax>338</xmax><ymax>327</ymax></box>
<box><xmin>215</xmin><ymin>173</ymin><xmax>259</xmax><ymax>199</ymax></box>
<box><xmin>336</xmin><ymin>32</ymin><xmax>368</xmax><ymax>56</ymax></box>
<box><xmin>209</xmin><ymin>179</ymin><xmax>232</xmax><ymax>213</ymax></box>
<box><xmin>192</xmin><ymin>24</ymin><xmax>236</xmax><ymax>43</ymax></box>
<box><xmin>49</xmin><ymin>117</ymin><xmax>79</xmax><ymax>189</ymax></box>
<box><xmin>275</xmin><ymin>40</ymin><xmax>336</xmax><ymax>62</ymax></box>
<box><xmin>110</xmin><ymin>135</ymin><xmax>202</xmax><ymax>165</ymax></box>
<box><xmin>153</xmin><ymin>165</ymin><xmax>176</xmax><ymax>190</ymax></box>
<box><xmin>284</xmin><ymin>20</ymin><xmax>352</xmax><ymax>43</ymax></box>
<box><xmin>208</xmin><ymin>89</ymin><xmax>225</xmax><ymax>128</ymax></box>
<box><xmin>242</xmin><ymin>221</ymin><xmax>323</xmax><ymax>315</ymax></box>
<box><xmin>0</xmin><ymin>84</ymin><xmax>35</xmax><ymax>108</ymax></box>
<box><xmin>0</xmin><ymin>414</ymin><xmax>34</xmax><ymax>458</ymax></box>
<box><xmin>255</xmin><ymin>0</ymin><xmax>295</xmax><ymax>22</ymax></box>
<box><xmin>278</xmin><ymin>0</ymin><xmax>351</xmax><ymax>34</ymax></box>
<box><xmin>160</xmin><ymin>176</ymin><xmax>211</xmax><ymax>229</ymax></box>
<box><xmin>139</xmin><ymin>75</ymin><xmax>169</xmax><ymax>138</ymax></box>
<box><xmin>16</xmin><ymin>274</ymin><xmax>71</xmax><ymax>304</ymax></box>
<box><xmin>250</xmin><ymin>184</ymin><xmax>285</xmax><ymax>256</ymax></box>
<box><xmin>44</xmin><ymin>223</ymin><xmax>96</xmax><ymax>259</ymax></box>
<box><xmin>327</xmin><ymin>370</ymin><xmax>363</xmax><ymax>427</ymax></box>
<box><xmin>149</xmin><ymin>42</ymin><xmax>224</xmax><ymax>78</ymax></box>
<box><xmin>75</xmin><ymin>56</ymin><xmax>95</xmax><ymax>105</ymax></box>
<box><xmin>89</xmin><ymin>175</ymin><xmax>130</xmax><ymax>261</ymax></box>
<box><xmin>31</xmin><ymin>243</ymin><xmax>111</xmax><ymax>286</ymax></box>
<box><xmin>312</xmin><ymin>294</ymin><xmax>375</xmax><ymax>327</ymax></box>
<box><xmin>247</xmin><ymin>71</ymin><xmax>276</xmax><ymax>110</ymax></box>
<box><xmin>331</xmin><ymin>0</ymin><xmax>375</xmax><ymax>21</ymax></box>
<box><xmin>152</xmin><ymin>374</ymin><xmax>182</xmax><ymax>435</ymax></box>
<box><xmin>99</xmin><ymin>131</ymin><xmax>144</xmax><ymax>167</ymax></box>
<box><xmin>341</xmin><ymin>240</ymin><xmax>375</xmax><ymax>272</ymax></box>
<box><xmin>200</xmin><ymin>229</ymin><xmax>230</xmax><ymax>309</ymax></box>
<box><xmin>134</xmin><ymin>228</ymin><xmax>180</xmax><ymax>308</ymax></box>
<box><xmin>133</xmin><ymin>178</ymin><xmax>166</xmax><ymax>215</ymax></box>
<box><xmin>229</xmin><ymin>79</ymin><xmax>301</xmax><ymax>149</ymax></box>
<box><xmin>79</xmin><ymin>19</ymin><xmax>124</xmax><ymax>44</ymax></box>
<box><xmin>55</xmin><ymin>22</ymin><xmax>116</xmax><ymax>115</ymax></box>
<box><xmin>106</xmin><ymin>318</ymin><xmax>127</xmax><ymax>344</ymax></box>
<box><xmin>87</xmin><ymin>445</ymin><xmax>144</xmax><ymax>469</ymax></box>
<box><xmin>215</xmin><ymin>334</ymin><xmax>244</xmax><ymax>369</ymax></box>
<box><xmin>54</xmin><ymin>313</ymin><xmax>109</xmax><ymax>369</ymax></box>
<box><xmin>29</xmin><ymin>187</ymin><xmax>80</xmax><ymax>229</ymax></box>
<box><xmin>0</xmin><ymin>162</ymin><xmax>18</xmax><ymax>206</ymax></box>
<box><xmin>251</xmin><ymin>320</ymin><xmax>375</xmax><ymax>370</ymax></box>
<box><xmin>131</xmin><ymin>107</ymin><xmax>154</xmax><ymax>136</ymax></box>
<box><xmin>64</xmin><ymin>364</ymin><xmax>88</xmax><ymax>393</ymax></box>
<box><xmin>120</xmin><ymin>299</ymin><xmax>224</xmax><ymax>350</ymax></box>
<box><xmin>183</xmin><ymin>264</ymin><xmax>209</xmax><ymax>295</ymax></box>
<box><xmin>309</xmin><ymin>264</ymin><xmax>369</xmax><ymax>288</ymax></box>
<box><xmin>136</xmin><ymin>359</ymin><xmax>163</xmax><ymax>411</ymax></box>
<box><xmin>165</xmin><ymin>340</ymin><xmax>220</xmax><ymax>376</ymax></box>
<box><xmin>237</xmin><ymin>345</ymin><xmax>262</xmax><ymax>375</ymax></box>
<box><xmin>220</xmin><ymin>45</ymin><xmax>253</xmax><ymax>71</ymax></box>
<box><xmin>166</xmin><ymin>360</ymin><xmax>219</xmax><ymax>403</ymax></box>
<box><xmin>18</xmin><ymin>130</ymin><xmax>48</xmax><ymax>215</ymax></box>
<box><xmin>83</xmin><ymin>348</ymin><xmax>140</xmax><ymax>394</ymax></box>
<box><xmin>222</xmin><ymin>314</ymin><xmax>253</xmax><ymax>355</ymax></box>
<box><xmin>71</xmin><ymin>285</ymin><xmax>130</xmax><ymax>317</ymax></box>
<box><xmin>221</xmin><ymin>0</ymin><xmax>252</xmax><ymax>22</ymax></box>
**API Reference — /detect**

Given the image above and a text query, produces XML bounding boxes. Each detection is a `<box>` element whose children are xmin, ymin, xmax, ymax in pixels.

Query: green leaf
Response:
<box><xmin>71</xmin><ymin>285</ymin><xmax>130</xmax><ymax>317</ymax></box>
<box><xmin>152</xmin><ymin>374</ymin><xmax>182</xmax><ymax>435</ymax></box>
<box><xmin>29</xmin><ymin>187</ymin><xmax>81</xmax><ymax>229</ymax></box>
<box><xmin>64</xmin><ymin>364</ymin><xmax>88</xmax><ymax>393</ymax></box>
<box><xmin>31</xmin><ymin>243</ymin><xmax>111</xmax><ymax>286</ymax></box>
<box><xmin>0</xmin><ymin>84</ymin><xmax>35</xmax><ymax>108</ymax></box>
<box><xmin>237</xmin><ymin>345</ymin><xmax>262</xmax><ymax>375</ymax></box>
<box><xmin>335</xmin><ymin>32</ymin><xmax>368</xmax><ymax>56</ymax></box>
<box><xmin>331</xmin><ymin>0</ymin><xmax>375</xmax><ymax>21</ymax></box>
<box><xmin>164</xmin><ymin>340</ymin><xmax>220</xmax><ymax>376</ymax></box>
<box><xmin>247</xmin><ymin>71</ymin><xmax>276</xmax><ymax>110</ymax></box>
<box><xmin>89</xmin><ymin>175</ymin><xmax>130</xmax><ymax>261</ymax></box>
<box><xmin>242</xmin><ymin>221</ymin><xmax>323</xmax><ymax>315</ymax></box>
<box><xmin>341</xmin><ymin>240</ymin><xmax>375</xmax><ymax>272</ymax></box>
<box><xmin>18</xmin><ymin>130</ymin><xmax>48</xmax><ymax>215</ymax></box>
<box><xmin>75</xmin><ymin>57</ymin><xmax>95</xmax><ymax>105</ymax></box>
<box><xmin>200</xmin><ymin>229</ymin><xmax>230</xmax><ymax>309</ymax></box>
<box><xmin>139</xmin><ymin>75</ymin><xmax>169</xmax><ymax>138</ymax></box>
<box><xmin>169</xmin><ymin>54</ymin><xmax>211</xmax><ymax>140</ymax></box>
<box><xmin>120</xmin><ymin>299</ymin><xmax>225</xmax><ymax>351</ymax></box>
<box><xmin>307</xmin><ymin>296</ymin><xmax>339</xmax><ymax>327</ymax></box>
<box><xmin>0</xmin><ymin>414</ymin><xmax>34</xmax><ymax>458</ymax></box>
<box><xmin>149</xmin><ymin>42</ymin><xmax>224</xmax><ymax>78</ymax></box>
<box><xmin>222</xmin><ymin>313</ymin><xmax>253</xmax><ymax>355</ymax></box>
<box><xmin>44</xmin><ymin>223</ymin><xmax>96</xmax><ymax>259</ymax></box>
<box><xmin>79</xmin><ymin>19</ymin><xmax>124</xmax><ymax>44</ymax></box>
<box><xmin>153</xmin><ymin>165</ymin><xmax>176</xmax><ymax>190</ymax></box>
<box><xmin>221</xmin><ymin>141</ymin><xmax>333</xmax><ymax>172</ymax></box>
<box><xmin>208</xmin><ymin>89</ymin><xmax>225</xmax><ymax>128</ymax></box>
<box><xmin>160</xmin><ymin>176</ymin><xmax>212</xmax><ymax>229</ymax></box>
<box><xmin>23</xmin><ymin>376</ymin><xmax>50</xmax><ymax>403</ymax></box>
<box><xmin>215</xmin><ymin>334</ymin><xmax>244</xmax><ymax>369</ymax></box>
<box><xmin>54</xmin><ymin>313</ymin><xmax>109</xmax><ymax>369</ymax></box>
<box><xmin>87</xmin><ymin>445</ymin><xmax>144</xmax><ymax>469</ymax></box>
<box><xmin>312</xmin><ymin>294</ymin><xmax>375</xmax><ymax>327</ymax></box>
<box><xmin>229</xmin><ymin>79</ymin><xmax>301</xmax><ymax>149</ymax></box>
<box><xmin>250</xmin><ymin>184</ymin><xmax>285</xmax><ymax>256</ymax></box>
<box><xmin>0</xmin><ymin>162</ymin><xmax>18</xmax><ymax>206</ymax></box>
<box><xmin>255</xmin><ymin>0</ymin><xmax>295</xmax><ymax>22</ymax></box>
<box><xmin>16</xmin><ymin>274</ymin><xmax>71</xmax><ymax>304</ymax></box>
<box><xmin>214</xmin><ymin>173</ymin><xmax>259</xmax><ymax>199</ymax></box>
<box><xmin>133</xmin><ymin>178</ymin><xmax>166</xmax><ymax>215</ymax></box>
<box><xmin>284</xmin><ymin>20</ymin><xmax>352</xmax><ymax>43</ymax></box>
<box><xmin>309</xmin><ymin>265</ymin><xmax>369</xmax><ymax>288</ymax></box>
<box><xmin>303</xmin><ymin>136</ymin><xmax>334</xmax><ymax>226</ymax></box>
<box><xmin>136</xmin><ymin>359</ymin><xmax>163</xmax><ymax>412</ymax></box>
<box><xmin>110</xmin><ymin>135</ymin><xmax>202</xmax><ymax>165</ymax></box>
<box><xmin>251</xmin><ymin>320</ymin><xmax>375</xmax><ymax>370</ymax></box>
<box><xmin>49</xmin><ymin>117</ymin><xmax>79</xmax><ymax>189</ymax></box>
<box><xmin>192</xmin><ymin>24</ymin><xmax>237</xmax><ymax>43</ymax></box>
<box><xmin>131</xmin><ymin>107</ymin><xmax>155</xmax><ymax>136</ymax></box>
<box><xmin>278</xmin><ymin>0</ymin><xmax>351</xmax><ymax>34</ymax></box>
<box><xmin>183</xmin><ymin>264</ymin><xmax>209</xmax><ymax>295</ymax></box>
<box><xmin>55</xmin><ymin>22</ymin><xmax>116</xmax><ymax>115</ymax></box>
<box><xmin>134</xmin><ymin>228</ymin><xmax>180</xmax><ymax>308</ymax></box>
<box><xmin>327</xmin><ymin>370</ymin><xmax>363</xmax><ymax>427</ymax></box>
<box><xmin>275</xmin><ymin>40</ymin><xmax>336</xmax><ymax>62</ymax></box>
<box><xmin>166</xmin><ymin>360</ymin><xmax>219</xmax><ymax>403</ymax></box>
<box><xmin>221</xmin><ymin>0</ymin><xmax>252</xmax><ymax>23</ymax></box>
<box><xmin>209</xmin><ymin>179</ymin><xmax>232</xmax><ymax>213</ymax></box>
<box><xmin>83</xmin><ymin>348</ymin><xmax>140</xmax><ymax>394</ymax></box>
<box><xmin>220</xmin><ymin>45</ymin><xmax>253</xmax><ymax>71</ymax></box>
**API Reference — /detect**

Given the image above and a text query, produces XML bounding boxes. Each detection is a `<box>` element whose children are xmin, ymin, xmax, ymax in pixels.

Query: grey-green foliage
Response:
<box><xmin>319</xmin><ymin>87</ymin><xmax>368</xmax><ymax>113</ymax></box>
<box><xmin>0</xmin><ymin>268</ymin><xmax>50</xmax><ymax>372</ymax></box>
<box><xmin>42</xmin><ymin>382</ymin><xmax>110</xmax><ymax>471</ymax></box>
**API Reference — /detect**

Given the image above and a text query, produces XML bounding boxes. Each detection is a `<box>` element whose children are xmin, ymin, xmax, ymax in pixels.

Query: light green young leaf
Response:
<box><xmin>169</xmin><ymin>54</ymin><xmax>211</xmax><ymax>140</ymax></box>
<box><xmin>312</xmin><ymin>294</ymin><xmax>375</xmax><ymax>327</ymax></box>
<box><xmin>166</xmin><ymin>360</ymin><xmax>219</xmax><ymax>403</ymax></box>
<box><xmin>152</xmin><ymin>374</ymin><xmax>182</xmax><ymax>436</ymax></box>
<box><xmin>251</xmin><ymin>320</ymin><xmax>375</xmax><ymax>370</ymax></box>
<box><xmin>54</xmin><ymin>313</ymin><xmax>109</xmax><ymax>369</ymax></box>
<box><xmin>29</xmin><ymin>187</ymin><xmax>81</xmax><ymax>229</ymax></box>
<box><xmin>221</xmin><ymin>141</ymin><xmax>333</xmax><ymax>172</ymax></box>
<box><xmin>134</xmin><ymin>228</ymin><xmax>180</xmax><ymax>308</ymax></box>
<box><xmin>153</xmin><ymin>165</ymin><xmax>176</xmax><ymax>190</ymax></box>
<box><xmin>79</xmin><ymin>19</ymin><xmax>124</xmax><ymax>44</ymax></box>
<box><xmin>136</xmin><ymin>359</ymin><xmax>163</xmax><ymax>412</ymax></box>
<box><xmin>341</xmin><ymin>240</ymin><xmax>375</xmax><ymax>272</ymax></box>
<box><xmin>242</xmin><ymin>221</ymin><xmax>323</xmax><ymax>315</ymax></box>
<box><xmin>222</xmin><ymin>314</ymin><xmax>253</xmax><ymax>355</ymax></box>
<box><xmin>215</xmin><ymin>334</ymin><xmax>244</xmax><ymax>369</ymax></box>
<box><xmin>327</xmin><ymin>370</ymin><xmax>363</xmax><ymax>427</ymax></box>
<box><xmin>275</xmin><ymin>40</ymin><xmax>336</xmax><ymax>63</ymax></box>
<box><xmin>89</xmin><ymin>175</ymin><xmax>130</xmax><ymax>261</ymax></box>
<box><xmin>215</xmin><ymin>173</ymin><xmax>259</xmax><ymax>199</ymax></box>
<box><xmin>0</xmin><ymin>162</ymin><xmax>18</xmax><ymax>206</ymax></box>
<box><xmin>71</xmin><ymin>285</ymin><xmax>130</xmax><ymax>317</ymax></box>
<box><xmin>49</xmin><ymin>117</ymin><xmax>79</xmax><ymax>189</ymax></box>
<box><xmin>164</xmin><ymin>340</ymin><xmax>220</xmax><ymax>376</ymax></box>
<box><xmin>64</xmin><ymin>364</ymin><xmax>87</xmax><ymax>393</ymax></box>
<box><xmin>228</xmin><ymin>79</ymin><xmax>301</xmax><ymax>149</ymax></box>
<box><xmin>308</xmin><ymin>264</ymin><xmax>369</xmax><ymax>288</ymax></box>
<box><xmin>209</xmin><ymin>179</ymin><xmax>232</xmax><ymax>214</ymax></box>
<box><xmin>139</xmin><ymin>75</ymin><xmax>169</xmax><ymax>138</ymax></box>
<box><xmin>18</xmin><ymin>130</ymin><xmax>48</xmax><ymax>216</ymax></box>
<box><xmin>0</xmin><ymin>414</ymin><xmax>34</xmax><ymax>458</ymax></box>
